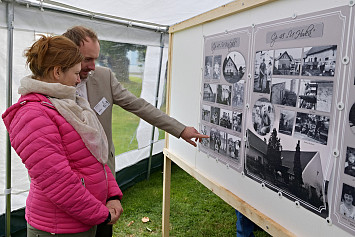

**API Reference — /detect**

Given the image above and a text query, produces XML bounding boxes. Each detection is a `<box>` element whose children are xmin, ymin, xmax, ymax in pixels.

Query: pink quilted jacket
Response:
<box><xmin>2</xmin><ymin>93</ymin><xmax>123</xmax><ymax>234</ymax></box>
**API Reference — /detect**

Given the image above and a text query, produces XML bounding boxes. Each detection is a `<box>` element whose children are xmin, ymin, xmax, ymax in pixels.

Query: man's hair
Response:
<box><xmin>63</xmin><ymin>26</ymin><xmax>99</xmax><ymax>47</ymax></box>
<box><xmin>24</xmin><ymin>35</ymin><xmax>84</xmax><ymax>79</ymax></box>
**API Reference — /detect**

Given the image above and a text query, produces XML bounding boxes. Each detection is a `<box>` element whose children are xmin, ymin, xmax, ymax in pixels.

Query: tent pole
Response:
<box><xmin>5</xmin><ymin>2</ymin><xmax>14</xmax><ymax>237</ymax></box>
<box><xmin>147</xmin><ymin>32</ymin><xmax>165</xmax><ymax>180</ymax></box>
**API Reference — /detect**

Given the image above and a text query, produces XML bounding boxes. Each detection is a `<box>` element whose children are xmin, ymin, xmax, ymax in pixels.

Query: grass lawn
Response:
<box><xmin>113</xmin><ymin>164</ymin><xmax>270</xmax><ymax>237</ymax></box>
<box><xmin>112</xmin><ymin>76</ymin><xmax>166</xmax><ymax>155</ymax></box>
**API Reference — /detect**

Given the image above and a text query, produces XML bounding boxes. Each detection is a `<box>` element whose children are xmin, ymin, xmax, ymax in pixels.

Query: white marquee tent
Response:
<box><xmin>0</xmin><ymin>0</ymin><xmax>234</xmax><ymax>236</ymax></box>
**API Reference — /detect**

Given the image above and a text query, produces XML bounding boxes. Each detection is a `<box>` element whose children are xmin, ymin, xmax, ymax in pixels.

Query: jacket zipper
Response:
<box><xmin>81</xmin><ymin>178</ymin><xmax>85</xmax><ymax>187</ymax></box>
<box><xmin>104</xmin><ymin>164</ymin><xmax>108</xmax><ymax>201</ymax></box>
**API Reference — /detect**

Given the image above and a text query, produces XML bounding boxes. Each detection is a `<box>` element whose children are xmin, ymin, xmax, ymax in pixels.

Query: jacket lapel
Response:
<box><xmin>86</xmin><ymin>73</ymin><xmax>98</xmax><ymax>110</ymax></box>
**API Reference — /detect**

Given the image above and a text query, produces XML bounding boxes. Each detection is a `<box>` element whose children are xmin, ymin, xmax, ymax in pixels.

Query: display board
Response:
<box><xmin>166</xmin><ymin>0</ymin><xmax>355</xmax><ymax>236</ymax></box>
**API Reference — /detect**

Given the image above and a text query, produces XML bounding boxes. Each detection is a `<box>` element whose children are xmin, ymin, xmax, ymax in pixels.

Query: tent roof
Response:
<box><xmin>37</xmin><ymin>0</ymin><xmax>234</xmax><ymax>27</ymax></box>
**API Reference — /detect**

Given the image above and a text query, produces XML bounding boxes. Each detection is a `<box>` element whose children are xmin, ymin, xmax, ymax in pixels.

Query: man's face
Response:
<box><xmin>79</xmin><ymin>37</ymin><xmax>100</xmax><ymax>79</ymax></box>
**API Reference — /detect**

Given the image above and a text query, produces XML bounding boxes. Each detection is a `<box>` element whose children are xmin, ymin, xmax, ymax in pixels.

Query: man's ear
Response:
<box><xmin>53</xmin><ymin>66</ymin><xmax>61</xmax><ymax>81</ymax></box>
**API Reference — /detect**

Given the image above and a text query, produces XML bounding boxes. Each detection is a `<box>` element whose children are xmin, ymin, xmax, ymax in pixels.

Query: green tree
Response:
<box><xmin>266</xmin><ymin>128</ymin><xmax>282</xmax><ymax>172</ymax></box>
<box><xmin>98</xmin><ymin>40</ymin><xmax>146</xmax><ymax>82</ymax></box>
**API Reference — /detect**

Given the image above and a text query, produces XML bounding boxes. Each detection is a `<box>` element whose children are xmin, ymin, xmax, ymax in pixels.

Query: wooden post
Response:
<box><xmin>162</xmin><ymin>156</ymin><xmax>171</xmax><ymax>237</ymax></box>
<box><xmin>162</xmin><ymin>28</ymin><xmax>174</xmax><ymax>237</ymax></box>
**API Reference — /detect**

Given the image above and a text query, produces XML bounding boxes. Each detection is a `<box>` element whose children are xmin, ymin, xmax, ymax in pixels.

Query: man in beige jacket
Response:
<box><xmin>63</xmin><ymin>26</ymin><xmax>208</xmax><ymax>237</ymax></box>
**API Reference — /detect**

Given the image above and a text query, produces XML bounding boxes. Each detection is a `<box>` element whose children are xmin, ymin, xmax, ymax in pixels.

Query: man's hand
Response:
<box><xmin>106</xmin><ymin>199</ymin><xmax>123</xmax><ymax>225</ymax></box>
<box><xmin>180</xmin><ymin>127</ymin><xmax>209</xmax><ymax>147</ymax></box>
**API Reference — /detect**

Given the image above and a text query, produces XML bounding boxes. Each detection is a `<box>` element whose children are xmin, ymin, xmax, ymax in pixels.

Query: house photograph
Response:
<box><xmin>302</xmin><ymin>45</ymin><xmax>337</xmax><ymax>77</ymax></box>
<box><xmin>273</xmin><ymin>48</ymin><xmax>302</xmax><ymax>76</ymax></box>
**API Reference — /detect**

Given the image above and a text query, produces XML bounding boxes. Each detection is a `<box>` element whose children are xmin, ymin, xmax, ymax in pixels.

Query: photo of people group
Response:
<box><xmin>252</xmin><ymin>98</ymin><xmax>274</xmax><ymax>136</ymax></box>
<box><xmin>344</xmin><ymin>147</ymin><xmax>355</xmax><ymax>178</ymax></box>
<box><xmin>339</xmin><ymin>183</ymin><xmax>355</xmax><ymax>220</ymax></box>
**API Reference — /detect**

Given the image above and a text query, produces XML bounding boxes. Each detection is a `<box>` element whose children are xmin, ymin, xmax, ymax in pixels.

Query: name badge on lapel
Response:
<box><xmin>94</xmin><ymin>97</ymin><xmax>110</xmax><ymax>115</ymax></box>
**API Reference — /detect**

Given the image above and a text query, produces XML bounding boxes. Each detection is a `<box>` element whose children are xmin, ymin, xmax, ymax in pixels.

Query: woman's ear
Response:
<box><xmin>53</xmin><ymin>66</ymin><xmax>61</xmax><ymax>81</ymax></box>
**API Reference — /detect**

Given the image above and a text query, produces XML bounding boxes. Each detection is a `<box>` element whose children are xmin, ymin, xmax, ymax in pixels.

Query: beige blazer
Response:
<box><xmin>86</xmin><ymin>67</ymin><xmax>185</xmax><ymax>173</ymax></box>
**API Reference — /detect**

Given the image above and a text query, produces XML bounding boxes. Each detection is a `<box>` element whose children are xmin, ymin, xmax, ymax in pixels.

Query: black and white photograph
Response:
<box><xmin>245</xmin><ymin>129</ymin><xmax>326</xmax><ymax>214</ymax></box>
<box><xmin>273</xmin><ymin>48</ymin><xmax>302</xmax><ymax>76</ymax></box>
<box><xmin>232</xmin><ymin>111</ymin><xmax>243</xmax><ymax>132</ymax></box>
<box><xmin>204</xmin><ymin>55</ymin><xmax>213</xmax><ymax>79</ymax></box>
<box><xmin>279</xmin><ymin>109</ymin><xmax>295</xmax><ymax>136</ymax></box>
<box><xmin>254</xmin><ymin>50</ymin><xmax>274</xmax><ymax>94</ymax></box>
<box><xmin>232</xmin><ymin>80</ymin><xmax>245</xmax><ymax>109</ymax></box>
<box><xmin>252</xmin><ymin>98</ymin><xmax>275</xmax><ymax>136</ymax></box>
<box><xmin>298</xmin><ymin>80</ymin><xmax>333</xmax><ymax>113</ymax></box>
<box><xmin>344</xmin><ymin>146</ymin><xmax>355</xmax><ymax>178</ymax></box>
<box><xmin>210</xmin><ymin>106</ymin><xmax>220</xmax><ymax>125</ymax></box>
<box><xmin>222</xmin><ymin>51</ymin><xmax>246</xmax><ymax>83</ymax></box>
<box><xmin>216</xmin><ymin>84</ymin><xmax>232</xmax><ymax>106</ymax></box>
<box><xmin>302</xmin><ymin>45</ymin><xmax>337</xmax><ymax>77</ymax></box>
<box><xmin>294</xmin><ymin>112</ymin><xmax>330</xmax><ymax>145</ymax></box>
<box><xmin>271</xmin><ymin>78</ymin><xmax>299</xmax><ymax>107</ymax></box>
<box><xmin>213</xmin><ymin>55</ymin><xmax>222</xmax><ymax>80</ymax></box>
<box><xmin>339</xmin><ymin>183</ymin><xmax>355</xmax><ymax>220</ymax></box>
<box><xmin>202</xmin><ymin>105</ymin><xmax>211</xmax><ymax>122</ymax></box>
<box><xmin>219</xmin><ymin>108</ymin><xmax>233</xmax><ymax>129</ymax></box>
<box><xmin>201</xmin><ymin>125</ymin><xmax>211</xmax><ymax>148</ymax></box>
<box><xmin>203</xmin><ymin>83</ymin><xmax>217</xmax><ymax>103</ymax></box>
<box><xmin>210</xmin><ymin>128</ymin><xmax>228</xmax><ymax>155</ymax></box>
<box><xmin>350</xmin><ymin>103</ymin><xmax>355</xmax><ymax>134</ymax></box>
<box><xmin>226</xmin><ymin>133</ymin><xmax>241</xmax><ymax>161</ymax></box>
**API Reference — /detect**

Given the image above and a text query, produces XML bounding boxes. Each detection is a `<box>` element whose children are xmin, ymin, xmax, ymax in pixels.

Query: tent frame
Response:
<box><xmin>5</xmin><ymin>2</ymin><xmax>14</xmax><ymax>237</ymax></box>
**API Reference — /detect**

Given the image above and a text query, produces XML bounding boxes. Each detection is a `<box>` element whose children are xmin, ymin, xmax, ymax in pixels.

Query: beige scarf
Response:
<box><xmin>18</xmin><ymin>76</ymin><xmax>108</xmax><ymax>165</ymax></box>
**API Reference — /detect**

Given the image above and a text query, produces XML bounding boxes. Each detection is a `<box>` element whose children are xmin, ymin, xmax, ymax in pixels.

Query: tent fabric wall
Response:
<box><xmin>13</xmin><ymin>4</ymin><xmax>168</xmax><ymax>47</ymax></box>
<box><xmin>0</xmin><ymin>4</ymin><xmax>6</xmax><ymax>27</ymax></box>
<box><xmin>0</xmin><ymin>1</ymin><xmax>168</xmax><ymax>216</ymax></box>
<box><xmin>137</xmin><ymin>45</ymin><xmax>168</xmax><ymax>149</ymax></box>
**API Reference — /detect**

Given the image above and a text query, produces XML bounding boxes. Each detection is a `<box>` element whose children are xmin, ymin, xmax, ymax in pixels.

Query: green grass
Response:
<box><xmin>113</xmin><ymin>164</ymin><xmax>270</xmax><ymax>237</ymax></box>
<box><xmin>112</xmin><ymin>76</ymin><xmax>167</xmax><ymax>155</ymax></box>
<box><xmin>112</xmin><ymin>76</ymin><xmax>143</xmax><ymax>155</ymax></box>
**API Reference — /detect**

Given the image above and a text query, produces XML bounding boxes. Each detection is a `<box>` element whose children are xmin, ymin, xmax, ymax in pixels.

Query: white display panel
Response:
<box><xmin>168</xmin><ymin>0</ymin><xmax>355</xmax><ymax>236</ymax></box>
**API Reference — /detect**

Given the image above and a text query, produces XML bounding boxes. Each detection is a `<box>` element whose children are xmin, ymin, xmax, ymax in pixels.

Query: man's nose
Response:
<box><xmin>88</xmin><ymin>61</ymin><xmax>96</xmax><ymax>71</ymax></box>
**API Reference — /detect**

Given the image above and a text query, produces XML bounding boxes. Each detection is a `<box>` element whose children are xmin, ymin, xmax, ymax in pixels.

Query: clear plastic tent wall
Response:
<box><xmin>0</xmin><ymin>1</ymin><xmax>169</xmax><ymax>214</ymax></box>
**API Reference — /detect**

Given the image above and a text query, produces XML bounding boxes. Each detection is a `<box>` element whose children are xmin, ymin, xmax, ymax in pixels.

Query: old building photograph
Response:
<box><xmin>245</xmin><ymin>129</ymin><xmax>325</xmax><ymax>213</ymax></box>
<box><xmin>223</xmin><ymin>51</ymin><xmax>246</xmax><ymax>83</ymax></box>
<box><xmin>271</xmin><ymin>78</ymin><xmax>299</xmax><ymax>107</ymax></box>
<box><xmin>302</xmin><ymin>45</ymin><xmax>337</xmax><ymax>77</ymax></box>
<box><xmin>298</xmin><ymin>80</ymin><xmax>333</xmax><ymax>113</ymax></box>
<box><xmin>273</xmin><ymin>48</ymin><xmax>302</xmax><ymax>76</ymax></box>
<box><xmin>279</xmin><ymin>109</ymin><xmax>296</xmax><ymax>136</ymax></box>
<box><xmin>203</xmin><ymin>83</ymin><xmax>217</xmax><ymax>102</ymax></box>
